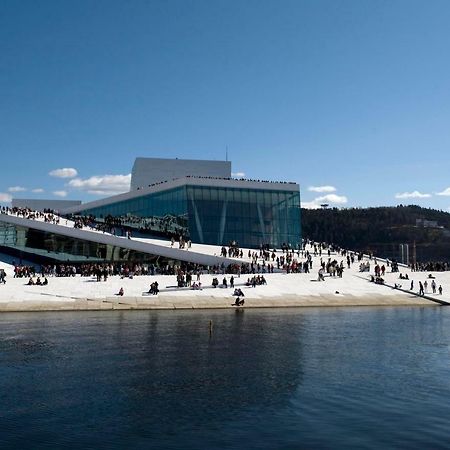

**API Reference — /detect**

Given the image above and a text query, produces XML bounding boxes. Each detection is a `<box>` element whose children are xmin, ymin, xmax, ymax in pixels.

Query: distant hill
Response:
<box><xmin>301</xmin><ymin>205</ymin><xmax>450</xmax><ymax>262</ymax></box>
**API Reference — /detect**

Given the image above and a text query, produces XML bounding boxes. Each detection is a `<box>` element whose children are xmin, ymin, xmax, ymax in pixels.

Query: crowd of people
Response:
<box><xmin>70</xmin><ymin>214</ymin><xmax>96</xmax><ymax>230</ymax></box>
<box><xmin>27</xmin><ymin>276</ymin><xmax>48</xmax><ymax>286</ymax></box>
<box><xmin>91</xmin><ymin>213</ymin><xmax>187</xmax><ymax>238</ymax></box>
<box><xmin>245</xmin><ymin>275</ymin><xmax>267</xmax><ymax>287</ymax></box>
<box><xmin>183</xmin><ymin>175</ymin><xmax>297</xmax><ymax>185</ymax></box>
<box><xmin>12</xmin><ymin>262</ymin><xmax>191</xmax><ymax>279</ymax></box>
<box><xmin>13</xmin><ymin>265</ymin><xmax>37</xmax><ymax>278</ymax></box>
<box><xmin>411</xmin><ymin>261</ymin><xmax>450</xmax><ymax>272</ymax></box>
<box><xmin>8</xmin><ymin>259</ymin><xmax>262</xmax><ymax>284</ymax></box>
<box><xmin>416</xmin><ymin>279</ymin><xmax>443</xmax><ymax>296</ymax></box>
<box><xmin>221</xmin><ymin>243</ymin><xmax>243</xmax><ymax>258</ymax></box>
<box><xmin>134</xmin><ymin>174</ymin><xmax>297</xmax><ymax>192</ymax></box>
<box><xmin>1</xmin><ymin>206</ymin><xmax>61</xmax><ymax>224</ymax></box>
<box><xmin>171</xmin><ymin>236</ymin><xmax>191</xmax><ymax>249</ymax></box>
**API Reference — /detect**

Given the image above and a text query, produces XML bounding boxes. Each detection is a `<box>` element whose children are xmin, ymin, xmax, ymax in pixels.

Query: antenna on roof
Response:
<box><xmin>226</xmin><ymin>145</ymin><xmax>228</xmax><ymax>162</ymax></box>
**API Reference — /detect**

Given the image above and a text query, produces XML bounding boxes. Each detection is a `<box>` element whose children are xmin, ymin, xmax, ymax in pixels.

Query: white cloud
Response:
<box><xmin>307</xmin><ymin>185</ymin><xmax>337</xmax><ymax>193</ymax></box>
<box><xmin>316</xmin><ymin>194</ymin><xmax>348</xmax><ymax>204</ymax></box>
<box><xmin>32</xmin><ymin>188</ymin><xmax>45</xmax><ymax>193</ymax></box>
<box><xmin>302</xmin><ymin>194</ymin><xmax>348</xmax><ymax>209</ymax></box>
<box><xmin>53</xmin><ymin>190</ymin><xmax>68</xmax><ymax>197</ymax></box>
<box><xmin>8</xmin><ymin>186</ymin><xmax>26</xmax><ymax>193</ymax></box>
<box><xmin>232</xmin><ymin>172</ymin><xmax>246</xmax><ymax>178</ymax></box>
<box><xmin>395</xmin><ymin>191</ymin><xmax>431</xmax><ymax>199</ymax></box>
<box><xmin>68</xmin><ymin>174</ymin><xmax>131</xmax><ymax>195</ymax></box>
<box><xmin>49</xmin><ymin>168</ymin><xmax>78</xmax><ymax>178</ymax></box>
<box><xmin>0</xmin><ymin>193</ymin><xmax>12</xmax><ymax>203</ymax></box>
<box><xmin>436</xmin><ymin>187</ymin><xmax>450</xmax><ymax>196</ymax></box>
<box><xmin>301</xmin><ymin>200</ymin><xmax>321</xmax><ymax>209</ymax></box>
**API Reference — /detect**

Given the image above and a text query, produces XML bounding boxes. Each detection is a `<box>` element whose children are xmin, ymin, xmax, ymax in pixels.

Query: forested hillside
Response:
<box><xmin>301</xmin><ymin>205</ymin><xmax>450</xmax><ymax>262</ymax></box>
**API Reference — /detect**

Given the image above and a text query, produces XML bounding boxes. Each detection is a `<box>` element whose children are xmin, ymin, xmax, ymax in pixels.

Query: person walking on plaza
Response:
<box><xmin>431</xmin><ymin>279</ymin><xmax>436</xmax><ymax>294</ymax></box>
<box><xmin>439</xmin><ymin>285</ymin><xmax>443</xmax><ymax>295</ymax></box>
<box><xmin>419</xmin><ymin>281</ymin><xmax>424</xmax><ymax>296</ymax></box>
<box><xmin>410</xmin><ymin>280</ymin><xmax>414</xmax><ymax>291</ymax></box>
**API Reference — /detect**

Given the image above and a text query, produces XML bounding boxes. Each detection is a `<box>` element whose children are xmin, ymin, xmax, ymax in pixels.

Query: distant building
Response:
<box><xmin>131</xmin><ymin>157</ymin><xmax>232</xmax><ymax>190</ymax></box>
<box><xmin>415</xmin><ymin>219</ymin><xmax>441</xmax><ymax>229</ymax></box>
<box><xmin>11</xmin><ymin>199</ymin><xmax>82</xmax><ymax>212</ymax></box>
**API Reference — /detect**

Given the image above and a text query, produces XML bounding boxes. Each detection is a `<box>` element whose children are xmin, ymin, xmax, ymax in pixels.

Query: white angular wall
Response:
<box><xmin>131</xmin><ymin>157</ymin><xmax>231</xmax><ymax>190</ymax></box>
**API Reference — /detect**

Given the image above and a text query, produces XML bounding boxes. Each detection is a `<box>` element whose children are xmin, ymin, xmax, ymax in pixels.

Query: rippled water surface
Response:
<box><xmin>1</xmin><ymin>307</ymin><xmax>450</xmax><ymax>449</ymax></box>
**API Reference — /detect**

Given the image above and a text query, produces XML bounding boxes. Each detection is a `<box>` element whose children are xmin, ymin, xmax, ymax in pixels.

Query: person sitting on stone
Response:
<box><xmin>36</xmin><ymin>277</ymin><xmax>42</xmax><ymax>285</ymax></box>
<box><xmin>27</xmin><ymin>277</ymin><xmax>34</xmax><ymax>285</ymax></box>
<box><xmin>148</xmin><ymin>281</ymin><xmax>159</xmax><ymax>295</ymax></box>
<box><xmin>117</xmin><ymin>287</ymin><xmax>124</xmax><ymax>296</ymax></box>
<box><xmin>42</xmin><ymin>277</ymin><xmax>48</xmax><ymax>285</ymax></box>
<box><xmin>318</xmin><ymin>269</ymin><xmax>325</xmax><ymax>281</ymax></box>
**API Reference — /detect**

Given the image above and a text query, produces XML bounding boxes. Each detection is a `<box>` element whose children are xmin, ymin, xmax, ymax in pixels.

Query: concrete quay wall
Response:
<box><xmin>0</xmin><ymin>293</ymin><xmax>434</xmax><ymax>312</ymax></box>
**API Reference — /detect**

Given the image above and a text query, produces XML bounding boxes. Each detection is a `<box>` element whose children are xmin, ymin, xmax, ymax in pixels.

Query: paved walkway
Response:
<box><xmin>1</xmin><ymin>243</ymin><xmax>447</xmax><ymax>311</ymax></box>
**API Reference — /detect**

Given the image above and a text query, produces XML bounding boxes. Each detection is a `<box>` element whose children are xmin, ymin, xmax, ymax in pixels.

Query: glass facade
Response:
<box><xmin>77</xmin><ymin>183</ymin><xmax>301</xmax><ymax>249</ymax></box>
<box><xmin>0</xmin><ymin>221</ymin><xmax>179</xmax><ymax>265</ymax></box>
<box><xmin>79</xmin><ymin>187</ymin><xmax>189</xmax><ymax>238</ymax></box>
<box><xmin>186</xmin><ymin>186</ymin><xmax>301</xmax><ymax>248</ymax></box>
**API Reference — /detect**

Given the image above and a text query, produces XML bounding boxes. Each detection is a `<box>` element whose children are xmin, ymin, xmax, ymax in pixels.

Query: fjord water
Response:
<box><xmin>1</xmin><ymin>307</ymin><xmax>450</xmax><ymax>449</ymax></box>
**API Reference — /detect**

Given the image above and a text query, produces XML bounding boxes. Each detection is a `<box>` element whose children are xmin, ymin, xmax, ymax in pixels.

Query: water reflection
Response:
<box><xmin>1</xmin><ymin>307</ymin><xmax>450</xmax><ymax>449</ymax></box>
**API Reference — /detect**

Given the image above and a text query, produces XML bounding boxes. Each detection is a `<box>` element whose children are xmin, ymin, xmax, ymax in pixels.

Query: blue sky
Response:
<box><xmin>1</xmin><ymin>0</ymin><xmax>450</xmax><ymax>210</ymax></box>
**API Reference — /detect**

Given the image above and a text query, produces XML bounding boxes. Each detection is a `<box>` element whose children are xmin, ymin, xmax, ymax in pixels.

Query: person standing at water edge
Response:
<box><xmin>419</xmin><ymin>281</ymin><xmax>424</xmax><ymax>296</ymax></box>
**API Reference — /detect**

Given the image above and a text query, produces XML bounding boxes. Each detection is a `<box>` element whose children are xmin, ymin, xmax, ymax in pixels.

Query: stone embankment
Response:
<box><xmin>1</xmin><ymin>245</ymin><xmax>448</xmax><ymax>312</ymax></box>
